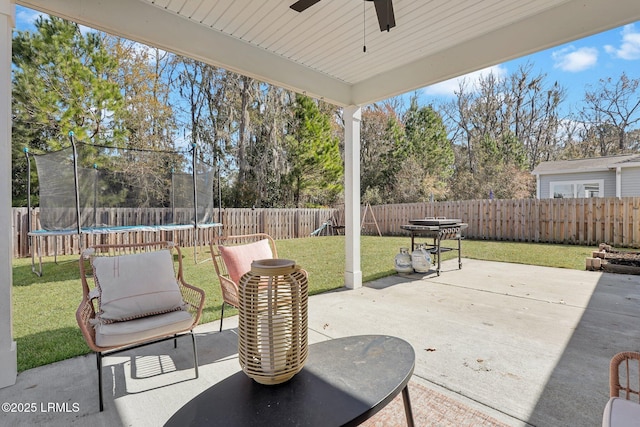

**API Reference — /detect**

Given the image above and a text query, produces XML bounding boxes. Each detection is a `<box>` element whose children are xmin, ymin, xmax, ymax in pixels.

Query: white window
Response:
<box><xmin>550</xmin><ymin>179</ymin><xmax>604</xmax><ymax>198</ymax></box>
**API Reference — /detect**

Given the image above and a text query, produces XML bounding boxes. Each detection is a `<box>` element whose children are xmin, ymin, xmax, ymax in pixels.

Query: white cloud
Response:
<box><xmin>125</xmin><ymin>41</ymin><xmax>168</xmax><ymax>64</ymax></box>
<box><xmin>423</xmin><ymin>65</ymin><xmax>508</xmax><ymax>97</ymax></box>
<box><xmin>16</xmin><ymin>6</ymin><xmax>94</xmax><ymax>35</ymax></box>
<box><xmin>551</xmin><ymin>46</ymin><xmax>598</xmax><ymax>72</ymax></box>
<box><xmin>16</xmin><ymin>7</ymin><xmax>43</xmax><ymax>27</ymax></box>
<box><xmin>556</xmin><ymin>117</ymin><xmax>586</xmax><ymax>140</ymax></box>
<box><xmin>604</xmin><ymin>24</ymin><xmax>640</xmax><ymax>60</ymax></box>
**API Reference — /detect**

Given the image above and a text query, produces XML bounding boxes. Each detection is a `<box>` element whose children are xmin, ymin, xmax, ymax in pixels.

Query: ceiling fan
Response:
<box><xmin>290</xmin><ymin>0</ymin><xmax>396</xmax><ymax>32</ymax></box>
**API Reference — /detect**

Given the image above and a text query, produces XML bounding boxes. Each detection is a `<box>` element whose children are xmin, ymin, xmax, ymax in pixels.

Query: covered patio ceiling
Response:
<box><xmin>2</xmin><ymin>0</ymin><xmax>640</xmax><ymax>390</ymax></box>
<box><xmin>17</xmin><ymin>0</ymin><xmax>640</xmax><ymax>107</ymax></box>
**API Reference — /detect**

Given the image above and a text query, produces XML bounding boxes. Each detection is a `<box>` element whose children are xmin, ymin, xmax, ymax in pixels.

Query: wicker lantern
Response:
<box><xmin>237</xmin><ymin>259</ymin><xmax>309</xmax><ymax>385</ymax></box>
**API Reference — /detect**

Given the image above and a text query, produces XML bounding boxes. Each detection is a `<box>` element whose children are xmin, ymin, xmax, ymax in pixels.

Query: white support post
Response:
<box><xmin>616</xmin><ymin>167</ymin><xmax>622</xmax><ymax>198</ymax></box>
<box><xmin>343</xmin><ymin>105</ymin><xmax>362</xmax><ymax>289</ymax></box>
<box><xmin>0</xmin><ymin>0</ymin><xmax>17</xmax><ymax>389</ymax></box>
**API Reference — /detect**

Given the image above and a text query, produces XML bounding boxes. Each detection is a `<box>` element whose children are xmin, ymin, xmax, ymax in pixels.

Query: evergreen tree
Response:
<box><xmin>12</xmin><ymin>16</ymin><xmax>123</xmax><ymax>205</ymax></box>
<box><xmin>285</xmin><ymin>94</ymin><xmax>343</xmax><ymax>207</ymax></box>
<box><xmin>397</xmin><ymin>97</ymin><xmax>454</xmax><ymax>201</ymax></box>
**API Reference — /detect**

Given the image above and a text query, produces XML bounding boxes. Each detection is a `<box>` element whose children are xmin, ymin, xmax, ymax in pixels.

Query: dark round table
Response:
<box><xmin>165</xmin><ymin>335</ymin><xmax>415</xmax><ymax>426</ymax></box>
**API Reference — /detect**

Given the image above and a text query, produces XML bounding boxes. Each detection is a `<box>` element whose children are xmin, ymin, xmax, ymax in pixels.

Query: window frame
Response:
<box><xmin>549</xmin><ymin>179</ymin><xmax>604</xmax><ymax>199</ymax></box>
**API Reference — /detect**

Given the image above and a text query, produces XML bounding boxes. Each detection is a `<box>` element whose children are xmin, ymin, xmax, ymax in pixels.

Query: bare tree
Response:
<box><xmin>581</xmin><ymin>72</ymin><xmax>640</xmax><ymax>153</ymax></box>
<box><xmin>441</xmin><ymin>80</ymin><xmax>475</xmax><ymax>172</ymax></box>
<box><xmin>506</xmin><ymin>63</ymin><xmax>565</xmax><ymax>169</ymax></box>
<box><xmin>441</xmin><ymin>63</ymin><xmax>563</xmax><ymax>199</ymax></box>
<box><xmin>360</xmin><ymin>101</ymin><xmax>403</xmax><ymax>203</ymax></box>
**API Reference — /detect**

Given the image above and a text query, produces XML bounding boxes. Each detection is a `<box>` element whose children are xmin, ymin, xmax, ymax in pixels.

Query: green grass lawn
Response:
<box><xmin>12</xmin><ymin>236</ymin><xmax>594</xmax><ymax>372</ymax></box>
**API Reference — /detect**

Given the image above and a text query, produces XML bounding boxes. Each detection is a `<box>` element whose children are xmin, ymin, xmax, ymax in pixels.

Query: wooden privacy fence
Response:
<box><xmin>366</xmin><ymin>197</ymin><xmax>640</xmax><ymax>248</ymax></box>
<box><xmin>12</xmin><ymin>207</ymin><xmax>339</xmax><ymax>258</ymax></box>
<box><xmin>12</xmin><ymin>197</ymin><xmax>640</xmax><ymax>258</ymax></box>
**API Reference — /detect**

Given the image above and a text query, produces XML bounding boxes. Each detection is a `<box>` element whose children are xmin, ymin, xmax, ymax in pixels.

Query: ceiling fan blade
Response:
<box><xmin>373</xmin><ymin>0</ymin><xmax>395</xmax><ymax>32</ymax></box>
<box><xmin>290</xmin><ymin>0</ymin><xmax>322</xmax><ymax>12</ymax></box>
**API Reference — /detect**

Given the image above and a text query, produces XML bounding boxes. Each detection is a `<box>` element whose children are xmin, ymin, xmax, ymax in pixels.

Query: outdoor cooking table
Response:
<box><xmin>400</xmin><ymin>221</ymin><xmax>468</xmax><ymax>276</ymax></box>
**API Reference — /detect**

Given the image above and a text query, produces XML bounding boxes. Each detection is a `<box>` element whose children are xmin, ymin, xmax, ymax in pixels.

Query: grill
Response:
<box><xmin>400</xmin><ymin>218</ymin><xmax>468</xmax><ymax>276</ymax></box>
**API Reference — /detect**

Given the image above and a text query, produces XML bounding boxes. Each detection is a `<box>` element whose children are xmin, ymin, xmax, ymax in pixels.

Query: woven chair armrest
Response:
<box><xmin>218</xmin><ymin>275</ymin><xmax>240</xmax><ymax>308</ymax></box>
<box><xmin>178</xmin><ymin>280</ymin><xmax>205</xmax><ymax>325</ymax></box>
<box><xmin>75</xmin><ymin>297</ymin><xmax>101</xmax><ymax>353</ymax></box>
<box><xmin>610</xmin><ymin>351</ymin><xmax>640</xmax><ymax>398</ymax></box>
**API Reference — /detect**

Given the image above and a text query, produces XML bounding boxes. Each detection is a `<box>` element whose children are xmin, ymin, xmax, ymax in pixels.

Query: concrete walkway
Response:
<box><xmin>1</xmin><ymin>259</ymin><xmax>639</xmax><ymax>426</ymax></box>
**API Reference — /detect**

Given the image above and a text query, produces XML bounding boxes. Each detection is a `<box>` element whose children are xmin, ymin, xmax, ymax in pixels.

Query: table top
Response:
<box><xmin>165</xmin><ymin>335</ymin><xmax>415</xmax><ymax>427</ymax></box>
<box><xmin>400</xmin><ymin>223</ymin><xmax>468</xmax><ymax>232</ymax></box>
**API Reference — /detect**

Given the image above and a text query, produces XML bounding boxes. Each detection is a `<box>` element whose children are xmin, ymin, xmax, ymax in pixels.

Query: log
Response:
<box><xmin>602</xmin><ymin>262</ymin><xmax>640</xmax><ymax>275</ymax></box>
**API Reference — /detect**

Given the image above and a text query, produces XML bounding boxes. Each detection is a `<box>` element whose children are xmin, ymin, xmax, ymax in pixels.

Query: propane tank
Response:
<box><xmin>394</xmin><ymin>247</ymin><xmax>413</xmax><ymax>274</ymax></box>
<box><xmin>411</xmin><ymin>244</ymin><xmax>432</xmax><ymax>273</ymax></box>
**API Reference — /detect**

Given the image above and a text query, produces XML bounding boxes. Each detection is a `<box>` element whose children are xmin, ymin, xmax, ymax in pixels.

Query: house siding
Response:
<box><xmin>538</xmin><ymin>170</ymin><xmax>615</xmax><ymax>198</ymax></box>
<box><xmin>621</xmin><ymin>167</ymin><xmax>640</xmax><ymax>197</ymax></box>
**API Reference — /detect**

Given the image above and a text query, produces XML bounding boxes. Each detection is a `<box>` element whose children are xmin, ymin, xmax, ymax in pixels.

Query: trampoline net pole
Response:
<box><xmin>70</xmin><ymin>132</ymin><xmax>83</xmax><ymax>251</ymax></box>
<box><xmin>191</xmin><ymin>143</ymin><xmax>198</xmax><ymax>262</ymax></box>
<box><xmin>93</xmin><ymin>164</ymin><xmax>97</xmax><ymax>230</ymax></box>
<box><xmin>24</xmin><ymin>147</ymin><xmax>32</xmax><ymax>237</ymax></box>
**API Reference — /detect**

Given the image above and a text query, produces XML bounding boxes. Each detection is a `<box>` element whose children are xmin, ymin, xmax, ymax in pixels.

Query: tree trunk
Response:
<box><xmin>238</xmin><ymin>75</ymin><xmax>251</xmax><ymax>183</ymax></box>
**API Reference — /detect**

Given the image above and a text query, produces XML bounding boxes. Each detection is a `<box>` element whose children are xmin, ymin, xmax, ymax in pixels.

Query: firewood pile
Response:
<box><xmin>586</xmin><ymin>244</ymin><xmax>640</xmax><ymax>274</ymax></box>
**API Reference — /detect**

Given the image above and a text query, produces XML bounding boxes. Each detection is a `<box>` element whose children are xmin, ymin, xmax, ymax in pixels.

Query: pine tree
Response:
<box><xmin>12</xmin><ymin>16</ymin><xmax>123</xmax><ymax>205</ymax></box>
<box><xmin>285</xmin><ymin>95</ymin><xmax>343</xmax><ymax>207</ymax></box>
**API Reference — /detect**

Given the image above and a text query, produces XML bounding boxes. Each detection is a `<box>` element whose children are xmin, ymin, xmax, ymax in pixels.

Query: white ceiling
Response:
<box><xmin>16</xmin><ymin>0</ymin><xmax>640</xmax><ymax>106</ymax></box>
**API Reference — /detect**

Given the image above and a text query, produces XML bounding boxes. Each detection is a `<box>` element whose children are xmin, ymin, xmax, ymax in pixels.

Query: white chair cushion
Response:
<box><xmin>93</xmin><ymin>249</ymin><xmax>185</xmax><ymax>323</ymax></box>
<box><xmin>602</xmin><ymin>397</ymin><xmax>640</xmax><ymax>427</ymax></box>
<box><xmin>94</xmin><ymin>309</ymin><xmax>194</xmax><ymax>348</ymax></box>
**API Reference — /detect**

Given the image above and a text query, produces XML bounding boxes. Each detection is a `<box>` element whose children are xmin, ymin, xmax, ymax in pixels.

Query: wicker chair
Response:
<box><xmin>209</xmin><ymin>233</ymin><xmax>277</xmax><ymax>332</ymax></box>
<box><xmin>77</xmin><ymin>241</ymin><xmax>205</xmax><ymax>412</ymax></box>
<box><xmin>603</xmin><ymin>351</ymin><xmax>640</xmax><ymax>426</ymax></box>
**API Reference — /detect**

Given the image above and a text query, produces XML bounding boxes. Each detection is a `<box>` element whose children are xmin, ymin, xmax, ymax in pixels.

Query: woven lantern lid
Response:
<box><xmin>250</xmin><ymin>259</ymin><xmax>296</xmax><ymax>276</ymax></box>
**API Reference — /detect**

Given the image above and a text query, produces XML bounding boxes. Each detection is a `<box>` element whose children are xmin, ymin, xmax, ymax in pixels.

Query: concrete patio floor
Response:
<box><xmin>1</xmin><ymin>258</ymin><xmax>640</xmax><ymax>426</ymax></box>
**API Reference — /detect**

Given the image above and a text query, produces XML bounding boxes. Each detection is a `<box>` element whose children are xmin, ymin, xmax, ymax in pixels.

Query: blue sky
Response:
<box><xmin>14</xmin><ymin>6</ymin><xmax>640</xmax><ymax>116</ymax></box>
<box><xmin>422</xmin><ymin>22</ymin><xmax>640</xmax><ymax>116</ymax></box>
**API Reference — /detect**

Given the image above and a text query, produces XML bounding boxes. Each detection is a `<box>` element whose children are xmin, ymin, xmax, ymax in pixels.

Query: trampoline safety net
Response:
<box><xmin>31</xmin><ymin>142</ymin><xmax>215</xmax><ymax>231</ymax></box>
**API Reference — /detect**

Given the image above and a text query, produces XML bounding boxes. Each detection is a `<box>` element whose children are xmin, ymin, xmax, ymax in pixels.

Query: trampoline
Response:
<box><xmin>25</xmin><ymin>132</ymin><xmax>222</xmax><ymax>275</ymax></box>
